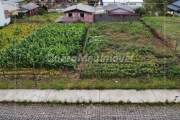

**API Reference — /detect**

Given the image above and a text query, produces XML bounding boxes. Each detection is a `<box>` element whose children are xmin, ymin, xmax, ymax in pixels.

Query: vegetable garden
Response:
<box><xmin>0</xmin><ymin>20</ymin><xmax>180</xmax><ymax>79</ymax></box>
<box><xmin>0</xmin><ymin>23</ymin><xmax>89</xmax><ymax>76</ymax></box>
<box><xmin>81</xmin><ymin>22</ymin><xmax>180</xmax><ymax>78</ymax></box>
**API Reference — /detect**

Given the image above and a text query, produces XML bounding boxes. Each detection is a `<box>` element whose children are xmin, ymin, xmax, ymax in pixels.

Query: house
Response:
<box><xmin>121</xmin><ymin>0</ymin><xmax>143</xmax><ymax>9</ymax></box>
<box><xmin>3</xmin><ymin>4</ymin><xmax>19</xmax><ymax>16</ymax></box>
<box><xmin>54</xmin><ymin>0</ymin><xmax>77</xmax><ymax>3</ymax></box>
<box><xmin>31</xmin><ymin>0</ymin><xmax>52</xmax><ymax>8</ymax></box>
<box><xmin>94</xmin><ymin>3</ymin><xmax>139</xmax><ymax>22</ymax></box>
<box><xmin>0</xmin><ymin>1</ymin><xmax>10</xmax><ymax>27</ymax></box>
<box><xmin>168</xmin><ymin>0</ymin><xmax>180</xmax><ymax>13</ymax></box>
<box><xmin>2</xmin><ymin>0</ymin><xmax>24</xmax><ymax>4</ymax></box>
<box><xmin>63</xmin><ymin>4</ymin><xmax>95</xmax><ymax>23</ymax></box>
<box><xmin>99</xmin><ymin>0</ymin><xmax>143</xmax><ymax>9</ymax></box>
<box><xmin>18</xmin><ymin>3</ymin><xmax>39</xmax><ymax>16</ymax></box>
<box><xmin>103</xmin><ymin>3</ymin><xmax>135</xmax><ymax>15</ymax></box>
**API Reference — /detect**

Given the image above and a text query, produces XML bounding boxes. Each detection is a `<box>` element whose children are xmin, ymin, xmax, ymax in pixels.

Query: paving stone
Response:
<box><xmin>0</xmin><ymin>104</ymin><xmax>179</xmax><ymax>120</ymax></box>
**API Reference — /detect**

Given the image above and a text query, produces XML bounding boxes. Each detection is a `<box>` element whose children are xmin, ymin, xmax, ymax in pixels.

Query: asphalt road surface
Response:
<box><xmin>0</xmin><ymin>103</ymin><xmax>180</xmax><ymax>120</ymax></box>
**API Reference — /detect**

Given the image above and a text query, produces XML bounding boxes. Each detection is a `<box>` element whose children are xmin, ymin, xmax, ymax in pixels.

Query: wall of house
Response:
<box><xmin>40</xmin><ymin>2</ymin><xmax>47</xmax><ymax>7</ymax></box>
<box><xmin>108</xmin><ymin>11</ymin><xmax>134</xmax><ymax>15</ymax></box>
<box><xmin>94</xmin><ymin>13</ymin><xmax>140</xmax><ymax>22</ymax></box>
<box><xmin>29</xmin><ymin>8</ymin><xmax>38</xmax><ymax>15</ymax></box>
<box><xmin>54</xmin><ymin>0</ymin><xmax>65</xmax><ymax>3</ymax></box>
<box><xmin>64</xmin><ymin>11</ymin><xmax>94</xmax><ymax>23</ymax></box>
<box><xmin>39</xmin><ymin>0</ymin><xmax>48</xmax><ymax>2</ymax></box>
<box><xmin>12</xmin><ymin>10</ymin><xmax>18</xmax><ymax>15</ymax></box>
<box><xmin>107</xmin><ymin>9</ymin><xmax>134</xmax><ymax>15</ymax></box>
<box><xmin>54</xmin><ymin>0</ymin><xmax>77</xmax><ymax>3</ymax></box>
<box><xmin>0</xmin><ymin>1</ymin><xmax>10</xmax><ymax>27</ymax></box>
<box><xmin>126</xmin><ymin>2</ymin><xmax>143</xmax><ymax>9</ymax></box>
<box><xmin>99</xmin><ymin>0</ymin><xmax>143</xmax><ymax>7</ymax></box>
<box><xmin>110</xmin><ymin>9</ymin><xmax>128</xmax><ymax>12</ymax></box>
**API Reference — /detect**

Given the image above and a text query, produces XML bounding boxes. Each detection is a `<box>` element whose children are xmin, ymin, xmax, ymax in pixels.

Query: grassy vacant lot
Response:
<box><xmin>15</xmin><ymin>12</ymin><xmax>61</xmax><ymax>23</ymax></box>
<box><xmin>0</xmin><ymin>76</ymin><xmax>179</xmax><ymax>89</ymax></box>
<box><xmin>142</xmin><ymin>17</ymin><xmax>180</xmax><ymax>54</ymax></box>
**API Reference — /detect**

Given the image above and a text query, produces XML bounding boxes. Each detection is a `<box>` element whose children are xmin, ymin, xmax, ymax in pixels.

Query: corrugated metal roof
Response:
<box><xmin>21</xmin><ymin>3</ymin><xmax>39</xmax><ymax>10</ymax></box>
<box><xmin>103</xmin><ymin>3</ymin><xmax>134</xmax><ymax>13</ymax></box>
<box><xmin>168</xmin><ymin>4</ymin><xmax>180</xmax><ymax>11</ymax></box>
<box><xmin>2</xmin><ymin>0</ymin><xmax>24</xmax><ymax>4</ymax></box>
<box><xmin>63</xmin><ymin>4</ymin><xmax>95</xmax><ymax>13</ymax></box>
<box><xmin>100</xmin><ymin>0</ymin><xmax>143</xmax><ymax>2</ymax></box>
<box><xmin>18</xmin><ymin>9</ymin><xmax>28</xmax><ymax>13</ymax></box>
<box><xmin>3</xmin><ymin>4</ymin><xmax>19</xmax><ymax>12</ymax></box>
<box><xmin>172</xmin><ymin>0</ymin><xmax>180</xmax><ymax>7</ymax></box>
<box><xmin>55</xmin><ymin>16</ymin><xmax>64</xmax><ymax>22</ymax></box>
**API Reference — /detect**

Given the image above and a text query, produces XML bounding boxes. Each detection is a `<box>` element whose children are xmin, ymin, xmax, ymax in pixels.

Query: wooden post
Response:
<box><xmin>174</xmin><ymin>39</ymin><xmax>179</xmax><ymax>53</ymax></box>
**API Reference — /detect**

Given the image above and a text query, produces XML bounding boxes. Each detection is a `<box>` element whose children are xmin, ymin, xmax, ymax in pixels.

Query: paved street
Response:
<box><xmin>0</xmin><ymin>103</ymin><xmax>180</xmax><ymax>120</ymax></box>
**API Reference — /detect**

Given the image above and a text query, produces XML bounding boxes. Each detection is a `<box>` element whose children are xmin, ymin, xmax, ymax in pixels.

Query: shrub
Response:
<box><xmin>38</xmin><ymin>8</ymin><xmax>47</xmax><ymax>15</ymax></box>
<box><xmin>168</xmin><ymin>66</ymin><xmax>180</xmax><ymax>76</ymax></box>
<box><xmin>173</xmin><ymin>14</ymin><xmax>178</xmax><ymax>17</ymax></box>
<box><xmin>42</xmin><ymin>6</ymin><xmax>48</xmax><ymax>11</ymax></box>
<box><xmin>134</xmin><ymin>7</ymin><xmax>141</xmax><ymax>14</ymax></box>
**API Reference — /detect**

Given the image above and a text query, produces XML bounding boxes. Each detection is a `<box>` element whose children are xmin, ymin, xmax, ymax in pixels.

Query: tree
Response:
<box><xmin>25</xmin><ymin>0</ymin><xmax>30</xmax><ymax>3</ymax></box>
<box><xmin>167</xmin><ymin>0</ymin><xmax>177</xmax><ymax>4</ymax></box>
<box><xmin>143</xmin><ymin>0</ymin><xmax>168</xmax><ymax>16</ymax></box>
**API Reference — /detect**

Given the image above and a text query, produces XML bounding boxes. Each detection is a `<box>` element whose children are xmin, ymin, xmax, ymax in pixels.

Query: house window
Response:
<box><xmin>68</xmin><ymin>13</ymin><xmax>73</xmax><ymax>17</ymax></box>
<box><xmin>80</xmin><ymin>13</ymin><xmax>84</xmax><ymax>17</ymax></box>
<box><xmin>129</xmin><ymin>3</ymin><xmax>134</xmax><ymax>5</ymax></box>
<box><xmin>4</xmin><ymin>10</ymin><xmax>10</xmax><ymax>19</ymax></box>
<box><xmin>78</xmin><ymin>13</ymin><xmax>86</xmax><ymax>18</ymax></box>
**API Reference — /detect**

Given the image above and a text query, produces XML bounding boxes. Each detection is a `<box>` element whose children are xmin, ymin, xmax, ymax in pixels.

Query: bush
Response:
<box><xmin>168</xmin><ymin>66</ymin><xmax>180</xmax><ymax>76</ymax></box>
<box><xmin>173</xmin><ymin>14</ymin><xmax>178</xmax><ymax>17</ymax></box>
<box><xmin>42</xmin><ymin>5</ymin><xmax>48</xmax><ymax>11</ymax></box>
<box><xmin>134</xmin><ymin>7</ymin><xmax>141</xmax><ymax>14</ymax></box>
<box><xmin>38</xmin><ymin>8</ymin><xmax>47</xmax><ymax>15</ymax></box>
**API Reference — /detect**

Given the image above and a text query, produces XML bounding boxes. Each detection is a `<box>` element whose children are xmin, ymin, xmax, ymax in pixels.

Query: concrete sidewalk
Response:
<box><xmin>0</xmin><ymin>89</ymin><xmax>179</xmax><ymax>103</ymax></box>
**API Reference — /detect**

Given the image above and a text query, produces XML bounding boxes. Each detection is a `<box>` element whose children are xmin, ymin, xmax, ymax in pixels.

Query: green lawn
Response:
<box><xmin>0</xmin><ymin>76</ymin><xmax>179</xmax><ymax>90</ymax></box>
<box><xmin>142</xmin><ymin>16</ymin><xmax>180</xmax><ymax>54</ymax></box>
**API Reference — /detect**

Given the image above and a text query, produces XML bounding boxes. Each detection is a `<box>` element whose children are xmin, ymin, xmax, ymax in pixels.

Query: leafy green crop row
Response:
<box><xmin>0</xmin><ymin>23</ymin><xmax>89</xmax><ymax>70</ymax></box>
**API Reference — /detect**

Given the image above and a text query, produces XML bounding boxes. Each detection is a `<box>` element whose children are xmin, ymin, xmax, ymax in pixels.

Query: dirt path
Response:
<box><xmin>140</xmin><ymin>20</ymin><xmax>174</xmax><ymax>50</ymax></box>
<box><xmin>77</xmin><ymin>24</ymin><xmax>92</xmax><ymax>78</ymax></box>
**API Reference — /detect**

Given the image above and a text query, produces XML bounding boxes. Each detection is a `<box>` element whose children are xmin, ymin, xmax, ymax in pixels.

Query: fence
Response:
<box><xmin>94</xmin><ymin>13</ymin><xmax>140</xmax><ymax>22</ymax></box>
